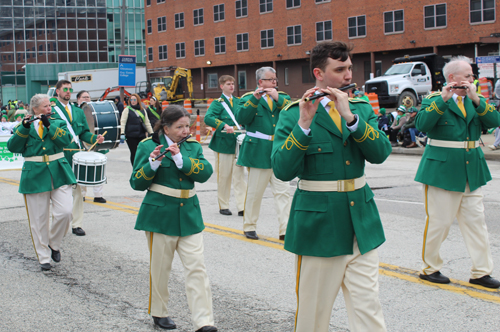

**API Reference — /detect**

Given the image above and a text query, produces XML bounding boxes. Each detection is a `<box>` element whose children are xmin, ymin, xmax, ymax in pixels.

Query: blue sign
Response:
<box><xmin>118</xmin><ymin>55</ymin><xmax>137</xmax><ymax>87</ymax></box>
<box><xmin>476</xmin><ymin>56</ymin><xmax>500</xmax><ymax>64</ymax></box>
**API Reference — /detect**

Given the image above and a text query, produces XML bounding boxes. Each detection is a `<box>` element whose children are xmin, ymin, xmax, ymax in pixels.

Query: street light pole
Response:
<box><xmin>120</xmin><ymin>0</ymin><xmax>126</xmax><ymax>104</ymax></box>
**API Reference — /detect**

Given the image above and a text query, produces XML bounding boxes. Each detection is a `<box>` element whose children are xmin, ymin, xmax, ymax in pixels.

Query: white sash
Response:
<box><xmin>220</xmin><ymin>100</ymin><xmax>241</xmax><ymax>130</ymax></box>
<box><xmin>54</xmin><ymin>105</ymin><xmax>81</xmax><ymax>148</ymax></box>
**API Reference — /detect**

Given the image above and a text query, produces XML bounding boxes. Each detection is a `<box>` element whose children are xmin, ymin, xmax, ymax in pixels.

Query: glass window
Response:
<box><xmin>236</xmin><ymin>0</ymin><xmax>248</xmax><ymax>18</ymax></box>
<box><xmin>146</xmin><ymin>0</ymin><xmax>150</xmax><ymax>5</ymax></box>
<box><xmin>194</xmin><ymin>39</ymin><xmax>205</xmax><ymax>56</ymax></box>
<box><xmin>158</xmin><ymin>16</ymin><xmax>166</xmax><ymax>32</ymax></box>
<box><xmin>424</xmin><ymin>4</ymin><xmax>447</xmax><ymax>29</ymax></box>
<box><xmin>214</xmin><ymin>4</ymin><xmax>225</xmax><ymax>22</ymax></box>
<box><xmin>470</xmin><ymin>0</ymin><xmax>495</xmax><ymax>23</ymax></box>
<box><xmin>158</xmin><ymin>44</ymin><xmax>167</xmax><ymax>60</ymax></box>
<box><xmin>156</xmin><ymin>0</ymin><xmax>165</xmax><ymax>3</ymax></box>
<box><xmin>236</xmin><ymin>33</ymin><xmax>249</xmax><ymax>51</ymax></box>
<box><xmin>238</xmin><ymin>71</ymin><xmax>247</xmax><ymax>90</ymax></box>
<box><xmin>194</xmin><ymin>8</ymin><xmax>204</xmax><ymax>26</ymax></box>
<box><xmin>215</xmin><ymin>36</ymin><xmax>226</xmax><ymax>54</ymax></box>
<box><xmin>260</xmin><ymin>0</ymin><xmax>272</xmax><ymax>13</ymax></box>
<box><xmin>175</xmin><ymin>42</ymin><xmax>185</xmax><ymax>58</ymax></box>
<box><xmin>348</xmin><ymin>15</ymin><xmax>366</xmax><ymax>38</ymax></box>
<box><xmin>208</xmin><ymin>73</ymin><xmax>218</xmax><ymax>88</ymax></box>
<box><xmin>175</xmin><ymin>12</ymin><xmax>184</xmax><ymax>29</ymax></box>
<box><xmin>286</xmin><ymin>0</ymin><xmax>300</xmax><ymax>9</ymax></box>
<box><xmin>384</xmin><ymin>10</ymin><xmax>404</xmax><ymax>34</ymax></box>
<box><xmin>260</xmin><ymin>29</ymin><xmax>274</xmax><ymax>48</ymax></box>
<box><xmin>287</xmin><ymin>25</ymin><xmax>301</xmax><ymax>45</ymax></box>
<box><xmin>316</xmin><ymin>20</ymin><xmax>332</xmax><ymax>41</ymax></box>
<box><xmin>147</xmin><ymin>19</ymin><xmax>152</xmax><ymax>34</ymax></box>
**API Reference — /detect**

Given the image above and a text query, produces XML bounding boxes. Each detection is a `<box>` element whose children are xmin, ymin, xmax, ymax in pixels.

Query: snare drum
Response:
<box><xmin>82</xmin><ymin>101</ymin><xmax>120</xmax><ymax>151</ymax></box>
<box><xmin>72</xmin><ymin>151</ymin><xmax>107</xmax><ymax>186</ymax></box>
<box><xmin>235</xmin><ymin>133</ymin><xmax>246</xmax><ymax>161</ymax></box>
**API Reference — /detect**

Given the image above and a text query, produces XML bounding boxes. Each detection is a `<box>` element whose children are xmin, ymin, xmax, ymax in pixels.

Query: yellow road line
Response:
<box><xmin>0</xmin><ymin>176</ymin><xmax>20</xmax><ymax>186</ymax></box>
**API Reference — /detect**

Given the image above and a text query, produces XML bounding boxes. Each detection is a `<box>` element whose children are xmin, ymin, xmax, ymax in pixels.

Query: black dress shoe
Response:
<box><xmin>238</xmin><ymin>211</ymin><xmax>244</xmax><ymax>217</ymax></box>
<box><xmin>219</xmin><ymin>209</ymin><xmax>232</xmax><ymax>215</ymax></box>
<box><xmin>279</xmin><ymin>235</ymin><xmax>285</xmax><ymax>241</ymax></box>
<box><xmin>40</xmin><ymin>263</ymin><xmax>52</xmax><ymax>271</ymax></box>
<box><xmin>470</xmin><ymin>275</ymin><xmax>500</xmax><ymax>289</ymax></box>
<box><xmin>83</xmin><ymin>197</ymin><xmax>85</xmax><ymax>202</ymax></box>
<box><xmin>244</xmin><ymin>231</ymin><xmax>259</xmax><ymax>240</ymax></box>
<box><xmin>72</xmin><ymin>227</ymin><xmax>86</xmax><ymax>236</ymax></box>
<box><xmin>419</xmin><ymin>271</ymin><xmax>450</xmax><ymax>284</ymax></box>
<box><xmin>195</xmin><ymin>326</ymin><xmax>218</xmax><ymax>332</ymax></box>
<box><xmin>94</xmin><ymin>197</ymin><xmax>107</xmax><ymax>203</ymax></box>
<box><xmin>152</xmin><ymin>316</ymin><xmax>176</xmax><ymax>330</ymax></box>
<box><xmin>49</xmin><ymin>245</ymin><xmax>61</xmax><ymax>262</ymax></box>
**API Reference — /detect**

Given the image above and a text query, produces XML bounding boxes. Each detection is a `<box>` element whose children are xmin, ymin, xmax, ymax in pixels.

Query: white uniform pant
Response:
<box><xmin>146</xmin><ymin>231</ymin><xmax>214</xmax><ymax>330</ymax></box>
<box><xmin>294</xmin><ymin>237</ymin><xmax>386</xmax><ymax>332</ymax></box>
<box><xmin>242</xmin><ymin>167</ymin><xmax>291</xmax><ymax>235</ymax></box>
<box><xmin>81</xmin><ymin>185</ymin><xmax>104</xmax><ymax>198</ymax></box>
<box><xmin>71</xmin><ymin>184</ymin><xmax>84</xmax><ymax>229</ymax></box>
<box><xmin>24</xmin><ymin>185</ymin><xmax>73</xmax><ymax>264</ymax></box>
<box><xmin>421</xmin><ymin>184</ymin><xmax>494</xmax><ymax>279</ymax></box>
<box><xmin>213</xmin><ymin>152</ymin><xmax>246</xmax><ymax>211</ymax></box>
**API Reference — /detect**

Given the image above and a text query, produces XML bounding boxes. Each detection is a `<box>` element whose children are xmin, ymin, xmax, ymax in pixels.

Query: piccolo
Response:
<box><xmin>258</xmin><ymin>87</ymin><xmax>278</xmax><ymax>94</ymax></box>
<box><xmin>152</xmin><ymin>134</ymin><xmax>192</xmax><ymax>161</ymax></box>
<box><xmin>25</xmin><ymin>112</ymin><xmax>56</xmax><ymax>123</ymax></box>
<box><xmin>450</xmin><ymin>86</ymin><xmax>467</xmax><ymax>89</ymax></box>
<box><xmin>304</xmin><ymin>83</ymin><xmax>357</xmax><ymax>102</ymax></box>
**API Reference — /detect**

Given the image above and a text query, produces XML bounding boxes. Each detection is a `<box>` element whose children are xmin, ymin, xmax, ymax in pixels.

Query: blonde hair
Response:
<box><xmin>29</xmin><ymin>94</ymin><xmax>50</xmax><ymax>115</ymax></box>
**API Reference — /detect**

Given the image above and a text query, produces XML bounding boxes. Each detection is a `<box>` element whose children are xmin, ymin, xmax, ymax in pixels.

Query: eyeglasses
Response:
<box><xmin>261</xmin><ymin>78</ymin><xmax>278</xmax><ymax>83</ymax></box>
<box><xmin>62</xmin><ymin>88</ymin><xmax>73</xmax><ymax>92</ymax></box>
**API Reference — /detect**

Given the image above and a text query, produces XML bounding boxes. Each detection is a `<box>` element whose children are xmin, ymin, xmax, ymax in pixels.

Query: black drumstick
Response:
<box><xmin>152</xmin><ymin>134</ymin><xmax>192</xmax><ymax>161</ymax></box>
<box><xmin>25</xmin><ymin>112</ymin><xmax>56</xmax><ymax>124</ymax></box>
<box><xmin>304</xmin><ymin>83</ymin><xmax>358</xmax><ymax>102</ymax></box>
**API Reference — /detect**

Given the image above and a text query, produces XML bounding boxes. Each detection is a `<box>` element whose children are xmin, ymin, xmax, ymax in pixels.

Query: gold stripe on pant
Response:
<box><xmin>146</xmin><ymin>231</ymin><xmax>214</xmax><ymax>330</ymax></box>
<box><xmin>24</xmin><ymin>185</ymin><xmax>73</xmax><ymax>264</ymax></box>
<box><xmin>421</xmin><ymin>184</ymin><xmax>494</xmax><ymax>278</ymax></box>
<box><xmin>214</xmin><ymin>152</ymin><xmax>247</xmax><ymax>211</ymax></box>
<box><xmin>294</xmin><ymin>237</ymin><xmax>386</xmax><ymax>332</ymax></box>
<box><xmin>243</xmin><ymin>167</ymin><xmax>291</xmax><ymax>235</ymax></box>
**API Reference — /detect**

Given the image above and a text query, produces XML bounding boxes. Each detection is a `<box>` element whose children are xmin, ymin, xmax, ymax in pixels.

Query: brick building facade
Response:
<box><xmin>145</xmin><ymin>0</ymin><xmax>499</xmax><ymax>99</ymax></box>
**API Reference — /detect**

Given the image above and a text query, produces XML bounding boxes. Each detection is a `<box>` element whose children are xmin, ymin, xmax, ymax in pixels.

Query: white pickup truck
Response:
<box><xmin>364</xmin><ymin>53</ymin><xmax>447</xmax><ymax>107</ymax></box>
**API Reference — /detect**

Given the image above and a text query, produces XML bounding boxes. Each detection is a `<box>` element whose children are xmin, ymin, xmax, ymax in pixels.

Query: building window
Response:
<box><xmin>215</xmin><ymin>36</ymin><xmax>226</xmax><ymax>54</ymax></box>
<box><xmin>194</xmin><ymin>8</ymin><xmax>204</xmax><ymax>26</ymax></box>
<box><xmin>147</xmin><ymin>0</ymin><xmax>151</xmax><ymax>6</ymax></box>
<box><xmin>236</xmin><ymin>33</ymin><xmax>249</xmax><ymax>51</ymax></box>
<box><xmin>236</xmin><ymin>0</ymin><xmax>248</xmax><ymax>18</ymax></box>
<box><xmin>261</xmin><ymin>29</ymin><xmax>274</xmax><ymax>48</ymax></box>
<box><xmin>260</xmin><ymin>0</ymin><xmax>273</xmax><ymax>13</ymax></box>
<box><xmin>176</xmin><ymin>42</ymin><xmax>186</xmax><ymax>58</ymax></box>
<box><xmin>208</xmin><ymin>73</ymin><xmax>218</xmax><ymax>88</ymax></box>
<box><xmin>286</xmin><ymin>0</ymin><xmax>300</xmax><ymax>9</ymax></box>
<box><xmin>157</xmin><ymin>0</ymin><xmax>165</xmax><ymax>3</ymax></box>
<box><xmin>159</xmin><ymin>45</ymin><xmax>167</xmax><ymax>61</ymax></box>
<box><xmin>287</xmin><ymin>25</ymin><xmax>302</xmax><ymax>45</ymax></box>
<box><xmin>238</xmin><ymin>71</ymin><xmax>247</xmax><ymax>90</ymax></box>
<box><xmin>214</xmin><ymin>4</ymin><xmax>225</xmax><ymax>22</ymax></box>
<box><xmin>194</xmin><ymin>39</ymin><xmax>205</xmax><ymax>56</ymax></box>
<box><xmin>284</xmin><ymin>68</ymin><xmax>289</xmax><ymax>85</ymax></box>
<box><xmin>175</xmin><ymin>13</ymin><xmax>184</xmax><ymax>29</ymax></box>
<box><xmin>316</xmin><ymin>20</ymin><xmax>332</xmax><ymax>41</ymax></box>
<box><xmin>147</xmin><ymin>19</ymin><xmax>152</xmax><ymax>34</ymax></box>
<box><xmin>158</xmin><ymin>16</ymin><xmax>166</xmax><ymax>32</ymax></box>
<box><xmin>384</xmin><ymin>10</ymin><xmax>404</xmax><ymax>34</ymax></box>
<box><xmin>470</xmin><ymin>0</ymin><xmax>495</xmax><ymax>23</ymax></box>
<box><xmin>424</xmin><ymin>4</ymin><xmax>447</xmax><ymax>29</ymax></box>
<box><xmin>348</xmin><ymin>15</ymin><xmax>366</xmax><ymax>38</ymax></box>
<box><xmin>148</xmin><ymin>47</ymin><xmax>153</xmax><ymax>62</ymax></box>
<box><xmin>315</xmin><ymin>0</ymin><xmax>330</xmax><ymax>2</ymax></box>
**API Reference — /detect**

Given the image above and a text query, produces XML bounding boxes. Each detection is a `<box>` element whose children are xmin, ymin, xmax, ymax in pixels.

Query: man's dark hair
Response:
<box><xmin>56</xmin><ymin>80</ymin><xmax>72</xmax><ymax>90</ymax></box>
<box><xmin>310</xmin><ymin>41</ymin><xmax>353</xmax><ymax>79</ymax></box>
<box><xmin>76</xmin><ymin>90</ymin><xmax>89</xmax><ymax>99</ymax></box>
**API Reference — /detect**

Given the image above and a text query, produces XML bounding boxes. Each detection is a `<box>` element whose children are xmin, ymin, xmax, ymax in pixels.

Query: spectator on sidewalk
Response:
<box><xmin>488</xmin><ymin>126</ymin><xmax>500</xmax><ymax>150</ymax></box>
<box><xmin>389</xmin><ymin>105</ymin><xmax>407</xmax><ymax>147</ymax></box>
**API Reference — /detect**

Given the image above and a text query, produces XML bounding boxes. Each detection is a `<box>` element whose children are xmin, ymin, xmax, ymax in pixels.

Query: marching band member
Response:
<box><xmin>236</xmin><ymin>67</ymin><xmax>292</xmax><ymax>240</ymax></box>
<box><xmin>272</xmin><ymin>41</ymin><xmax>391</xmax><ymax>332</ymax></box>
<box><xmin>130</xmin><ymin>105</ymin><xmax>217</xmax><ymax>332</ymax></box>
<box><xmin>204</xmin><ymin>75</ymin><xmax>247</xmax><ymax>216</ymax></box>
<box><xmin>7</xmin><ymin>94</ymin><xmax>76</xmax><ymax>271</ymax></box>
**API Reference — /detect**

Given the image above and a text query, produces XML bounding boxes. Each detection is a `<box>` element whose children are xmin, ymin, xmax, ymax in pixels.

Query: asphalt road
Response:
<box><xmin>1</xmin><ymin>144</ymin><xmax>500</xmax><ymax>332</ymax></box>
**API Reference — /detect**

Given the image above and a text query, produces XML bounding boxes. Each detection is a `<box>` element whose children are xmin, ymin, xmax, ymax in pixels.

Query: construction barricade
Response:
<box><xmin>161</xmin><ymin>101</ymin><xmax>169</xmax><ymax>110</ymax></box>
<box><xmin>367</xmin><ymin>93</ymin><xmax>380</xmax><ymax>114</ymax></box>
<box><xmin>184</xmin><ymin>99</ymin><xmax>192</xmax><ymax>114</ymax></box>
<box><xmin>478</xmin><ymin>77</ymin><xmax>490</xmax><ymax>103</ymax></box>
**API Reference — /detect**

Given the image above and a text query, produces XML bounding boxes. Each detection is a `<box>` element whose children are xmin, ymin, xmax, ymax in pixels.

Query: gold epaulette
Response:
<box><xmin>216</xmin><ymin>97</ymin><xmax>223</xmax><ymax>102</ymax></box>
<box><xmin>241</xmin><ymin>91</ymin><xmax>254</xmax><ymax>98</ymax></box>
<box><xmin>140</xmin><ymin>137</ymin><xmax>152</xmax><ymax>143</ymax></box>
<box><xmin>186</xmin><ymin>138</ymin><xmax>200</xmax><ymax>144</ymax></box>
<box><xmin>348</xmin><ymin>98</ymin><xmax>369</xmax><ymax>104</ymax></box>
<box><xmin>278</xmin><ymin>91</ymin><xmax>288</xmax><ymax>95</ymax></box>
<box><xmin>283</xmin><ymin>100</ymin><xmax>300</xmax><ymax>111</ymax></box>
<box><xmin>14</xmin><ymin>122</ymin><xmax>22</xmax><ymax>129</ymax></box>
<box><xmin>425</xmin><ymin>92</ymin><xmax>441</xmax><ymax>99</ymax></box>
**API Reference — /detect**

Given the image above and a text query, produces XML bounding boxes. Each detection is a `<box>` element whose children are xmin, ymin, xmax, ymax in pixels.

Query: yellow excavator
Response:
<box><xmin>137</xmin><ymin>67</ymin><xmax>193</xmax><ymax>102</ymax></box>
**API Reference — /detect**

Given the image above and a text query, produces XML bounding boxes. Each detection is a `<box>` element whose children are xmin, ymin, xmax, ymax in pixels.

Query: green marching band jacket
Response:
<box><xmin>129</xmin><ymin>133</ymin><xmax>213</xmax><ymax>237</ymax></box>
<box><xmin>236</xmin><ymin>91</ymin><xmax>291</xmax><ymax>169</ymax></box>
<box><xmin>271</xmin><ymin>98</ymin><xmax>392</xmax><ymax>257</ymax></box>
<box><xmin>7</xmin><ymin>118</ymin><xmax>76</xmax><ymax>194</ymax></box>
<box><xmin>204</xmin><ymin>94</ymin><xmax>240</xmax><ymax>154</ymax></box>
<box><xmin>415</xmin><ymin>93</ymin><xmax>500</xmax><ymax>192</ymax></box>
<box><xmin>51</xmin><ymin>99</ymin><xmax>98</xmax><ymax>164</ymax></box>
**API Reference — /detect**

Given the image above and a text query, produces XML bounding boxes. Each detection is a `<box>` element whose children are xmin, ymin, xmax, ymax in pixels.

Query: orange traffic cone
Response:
<box><xmin>196</xmin><ymin>109</ymin><xmax>201</xmax><ymax>142</ymax></box>
<box><xmin>162</xmin><ymin>101</ymin><xmax>169</xmax><ymax>110</ymax></box>
<box><xmin>184</xmin><ymin>99</ymin><xmax>192</xmax><ymax>114</ymax></box>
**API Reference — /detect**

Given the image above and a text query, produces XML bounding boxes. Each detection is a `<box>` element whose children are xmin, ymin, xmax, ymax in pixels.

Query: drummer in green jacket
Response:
<box><xmin>272</xmin><ymin>41</ymin><xmax>390</xmax><ymax>332</ymax></box>
<box><xmin>7</xmin><ymin>94</ymin><xmax>76</xmax><ymax>271</ymax></box>
<box><xmin>52</xmin><ymin>80</ymin><xmax>104</xmax><ymax>237</ymax></box>
<box><xmin>236</xmin><ymin>66</ymin><xmax>292</xmax><ymax>240</ymax></box>
<box><xmin>204</xmin><ymin>75</ymin><xmax>247</xmax><ymax>216</ymax></box>
<box><xmin>415</xmin><ymin>56</ymin><xmax>500</xmax><ymax>288</ymax></box>
<box><xmin>130</xmin><ymin>105</ymin><xmax>216</xmax><ymax>332</ymax></box>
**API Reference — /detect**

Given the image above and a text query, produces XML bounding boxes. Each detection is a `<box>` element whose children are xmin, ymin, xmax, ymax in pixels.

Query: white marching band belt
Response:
<box><xmin>427</xmin><ymin>138</ymin><xmax>479</xmax><ymax>149</ymax></box>
<box><xmin>246</xmin><ymin>131</ymin><xmax>274</xmax><ymax>141</ymax></box>
<box><xmin>298</xmin><ymin>175</ymin><xmax>366</xmax><ymax>193</ymax></box>
<box><xmin>24</xmin><ymin>152</ymin><xmax>65</xmax><ymax>163</ymax></box>
<box><xmin>149</xmin><ymin>183</ymin><xmax>196</xmax><ymax>199</ymax></box>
